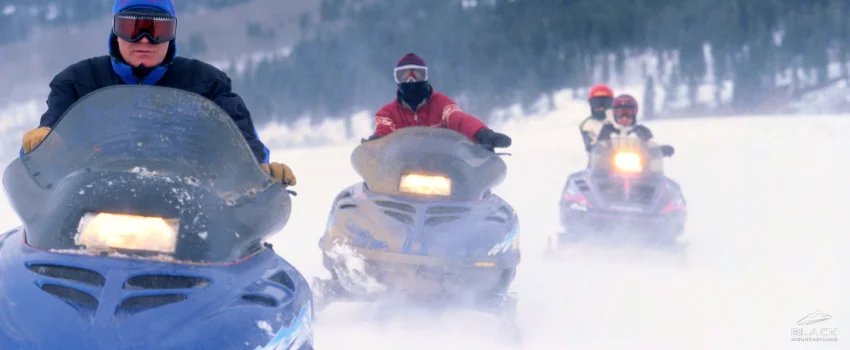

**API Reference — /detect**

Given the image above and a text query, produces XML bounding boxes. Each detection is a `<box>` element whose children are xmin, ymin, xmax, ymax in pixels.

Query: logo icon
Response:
<box><xmin>797</xmin><ymin>310</ymin><xmax>832</xmax><ymax>326</ymax></box>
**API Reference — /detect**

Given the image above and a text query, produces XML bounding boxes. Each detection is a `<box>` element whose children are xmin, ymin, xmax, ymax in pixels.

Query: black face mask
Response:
<box><xmin>398</xmin><ymin>81</ymin><xmax>432</xmax><ymax>109</ymax></box>
<box><xmin>589</xmin><ymin>97</ymin><xmax>612</xmax><ymax>119</ymax></box>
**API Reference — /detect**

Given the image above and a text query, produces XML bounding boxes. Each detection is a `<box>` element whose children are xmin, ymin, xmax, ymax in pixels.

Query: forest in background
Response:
<box><xmin>2</xmin><ymin>0</ymin><xmax>848</xmax><ymax>125</ymax></box>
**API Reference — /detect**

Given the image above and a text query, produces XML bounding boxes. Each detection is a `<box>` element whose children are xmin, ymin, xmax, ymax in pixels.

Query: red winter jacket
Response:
<box><xmin>373</xmin><ymin>91</ymin><xmax>487</xmax><ymax>142</ymax></box>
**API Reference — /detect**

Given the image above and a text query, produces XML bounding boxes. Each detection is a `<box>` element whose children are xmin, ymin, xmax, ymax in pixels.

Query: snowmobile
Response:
<box><xmin>0</xmin><ymin>86</ymin><xmax>314</xmax><ymax>350</ymax></box>
<box><xmin>312</xmin><ymin>127</ymin><xmax>521</xmax><ymax>340</ymax></box>
<box><xmin>548</xmin><ymin>135</ymin><xmax>687</xmax><ymax>253</ymax></box>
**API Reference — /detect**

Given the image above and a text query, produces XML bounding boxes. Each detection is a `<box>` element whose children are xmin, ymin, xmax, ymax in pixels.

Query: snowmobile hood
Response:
<box><xmin>0</xmin><ymin>228</ymin><xmax>314</xmax><ymax>349</ymax></box>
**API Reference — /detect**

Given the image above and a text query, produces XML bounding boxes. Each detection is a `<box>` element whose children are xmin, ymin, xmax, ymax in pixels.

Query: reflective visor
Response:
<box><xmin>394</xmin><ymin>65</ymin><xmax>428</xmax><ymax>84</ymax></box>
<box><xmin>614</xmin><ymin>106</ymin><xmax>636</xmax><ymax>124</ymax></box>
<box><xmin>589</xmin><ymin>97</ymin><xmax>613</xmax><ymax>111</ymax></box>
<box><xmin>113</xmin><ymin>12</ymin><xmax>177</xmax><ymax>44</ymax></box>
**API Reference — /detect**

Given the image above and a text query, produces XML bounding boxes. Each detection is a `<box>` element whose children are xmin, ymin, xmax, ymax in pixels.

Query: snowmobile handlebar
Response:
<box><xmin>362</xmin><ymin>133</ymin><xmax>508</xmax><ymax>155</ymax></box>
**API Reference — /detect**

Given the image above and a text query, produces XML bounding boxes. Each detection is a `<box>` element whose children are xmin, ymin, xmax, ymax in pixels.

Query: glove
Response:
<box><xmin>631</xmin><ymin>125</ymin><xmax>653</xmax><ymax>141</ymax></box>
<box><xmin>22</xmin><ymin>127</ymin><xmax>51</xmax><ymax>153</ymax></box>
<box><xmin>361</xmin><ymin>134</ymin><xmax>382</xmax><ymax>143</ymax></box>
<box><xmin>660</xmin><ymin>145</ymin><xmax>675</xmax><ymax>157</ymax></box>
<box><xmin>261</xmin><ymin>162</ymin><xmax>297</xmax><ymax>185</ymax></box>
<box><xmin>474</xmin><ymin>128</ymin><xmax>512</xmax><ymax>148</ymax></box>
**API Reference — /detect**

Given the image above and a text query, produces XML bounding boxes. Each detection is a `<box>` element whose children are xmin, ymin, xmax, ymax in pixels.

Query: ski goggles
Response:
<box><xmin>112</xmin><ymin>12</ymin><xmax>177</xmax><ymax>44</ymax></box>
<box><xmin>589</xmin><ymin>97</ymin><xmax>613</xmax><ymax>111</ymax></box>
<box><xmin>394</xmin><ymin>65</ymin><xmax>428</xmax><ymax>84</ymax></box>
<box><xmin>613</xmin><ymin>106</ymin><xmax>637</xmax><ymax>119</ymax></box>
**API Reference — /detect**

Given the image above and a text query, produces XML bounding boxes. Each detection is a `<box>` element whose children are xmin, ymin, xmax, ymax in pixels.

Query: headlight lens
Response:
<box><xmin>76</xmin><ymin>212</ymin><xmax>179</xmax><ymax>254</ymax></box>
<box><xmin>399</xmin><ymin>173</ymin><xmax>451</xmax><ymax>196</ymax></box>
<box><xmin>613</xmin><ymin>152</ymin><xmax>643</xmax><ymax>172</ymax></box>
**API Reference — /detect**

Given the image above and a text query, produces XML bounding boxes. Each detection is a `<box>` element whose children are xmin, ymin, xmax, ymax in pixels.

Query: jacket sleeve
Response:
<box><xmin>631</xmin><ymin>124</ymin><xmax>654</xmax><ymax>141</ymax></box>
<box><xmin>209</xmin><ymin>75</ymin><xmax>270</xmax><ymax>164</ymax></box>
<box><xmin>38</xmin><ymin>71</ymin><xmax>81</xmax><ymax>128</ymax></box>
<box><xmin>373</xmin><ymin>105</ymin><xmax>397</xmax><ymax>137</ymax></box>
<box><xmin>579</xmin><ymin>116</ymin><xmax>605</xmax><ymax>150</ymax></box>
<box><xmin>437</xmin><ymin>96</ymin><xmax>486</xmax><ymax>141</ymax></box>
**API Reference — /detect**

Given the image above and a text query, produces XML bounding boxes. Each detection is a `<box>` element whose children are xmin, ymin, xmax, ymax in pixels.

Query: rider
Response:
<box><xmin>366</xmin><ymin>53</ymin><xmax>512</xmax><ymax>149</ymax></box>
<box><xmin>20</xmin><ymin>0</ymin><xmax>297</xmax><ymax>185</ymax></box>
<box><xmin>598</xmin><ymin>94</ymin><xmax>674</xmax><ymax>156</ymax></box>
<box><xmin>579</xmin><ymin>84</ymin><xmax>615</xmax><ymax>151</ymax></box>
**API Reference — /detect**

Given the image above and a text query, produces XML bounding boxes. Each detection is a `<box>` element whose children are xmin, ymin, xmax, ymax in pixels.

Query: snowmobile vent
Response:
<box><xmin>40</xmin><ymin>284</ymin><xmax>99</xmax><ymax>318</ymax></box>
<box><xmin>27</xmin><ymin>264</ymin><xmax>106</xmax><ymax>286</ymax></box>
<box><xmin>124</xmin><ymin>274</ymin><xmax>210</xmax><ymax>290</ymax></box>
<box><xmin>376</xmin><ymin>200</ymin><xmax>416</xmax><ymax>224</ymax></box>
<box><xmin>485</xmin><ymin>206</ymin><xmax>513</xmax><ymax>224</ymax></box>
<box><xmin>423</xmin><ymin>206</ymin><xmax>469</xmax><ymax>227</ymax></box>
<box><xmin>425</xmin><ymin>206</ymin><xmax>470</xmax><ymax>214</ymax></box>
<box><xmin>485</xmin><ymin>216</ymin><xmax>506</xmax><ymax>224</ymax></box>
<box><xmin>573</xmin><ymin>179</ymin><xmax>591</xmax><ymax>192</ymax></box>
<box><xmin>268</xmin><ymin>270</ymin><xmax>296</xmax><ymax>291</ymax></box>
<box><xmin>375</xmin><ymin>200</ymin><xmax>416</xmax><ymax>213</ymax></box>
<box><xmin>242</xmin><ymin>294</ymin><xmax>278</xmax><ymax>307</ymax></box>
<box><xmin>335</xmin><ymin>191</ymin><xmax>353</xmax><ymax>201</ymax></box>
<box><xmin>117</xmin><ymin>294</ymin><xmax>188</xmax><ymax>315</ymax></box>
<box><xmin>383</xmin><ymin>211</ymin><xmax>414</xmax><ymax>225</ymax></box>
<box><xmin>338</xmin><ymin>203</ymin><xmax>357</xmax><ymax>210</ymax></box>
<box><xmin>425</xmin><ymin>216</ymin><xmax>460</xmax><ymax>226</ymax></box>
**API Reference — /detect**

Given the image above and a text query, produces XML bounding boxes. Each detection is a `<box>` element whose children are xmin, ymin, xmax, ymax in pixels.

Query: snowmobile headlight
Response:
<box><xmin>76</xmin><ymin>212</ymin><xmax>179</xmax><ymax>254</ymax></box>
<box><xmin>613</xmin><ymin>152</ymin><xmax>643</xmax><ymax>173</ymax></box>
<box><xmin>399</xmin><ymin>173</ymin><xmax>451</xmax><ymax>196</ymax></box>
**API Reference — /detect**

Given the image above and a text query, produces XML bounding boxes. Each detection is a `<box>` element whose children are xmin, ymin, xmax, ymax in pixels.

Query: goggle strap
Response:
<box><xmin>115</xmin><ymin>13</ymin><xmax>176</xmax><ymax>21</ymax></box>
<box><xmin>394</xmin><ymin>65</ymin><xmax>427</xmax><ymax>72</ymax></box>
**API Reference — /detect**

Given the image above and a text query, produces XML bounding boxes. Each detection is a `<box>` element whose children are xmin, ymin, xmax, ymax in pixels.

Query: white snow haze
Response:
<box><xmin>0</xmin><ymin>92</ymin><xmax>847</xmax><ymax>350</ymax></box>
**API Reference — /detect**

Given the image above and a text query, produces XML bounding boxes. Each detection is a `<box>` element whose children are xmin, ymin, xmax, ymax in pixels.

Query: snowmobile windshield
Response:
<box><xmin>9</xmin><ymin>85</ymin><xmax>287</xmax><ymax>263</ymax></box>
<box><xmin>351</xmin><ymin>127</ymin><xmax>506</xmax><ymax>201</ymax></box>
<box><xmin>589</xmin><ymin>136</ymin><xmax>665</xmax><ymax>175</ymax></box>
<box><xmin>23</xmin><ymin>85</ymin><xmax>268</xmax><ymax>191</ymax></box>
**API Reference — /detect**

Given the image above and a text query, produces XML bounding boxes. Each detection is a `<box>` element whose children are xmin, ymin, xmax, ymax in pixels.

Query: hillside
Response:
<box><xmin>0</xmin><ymin>0</ymin><xmax>319</xmax><ymax>104</ymax></box>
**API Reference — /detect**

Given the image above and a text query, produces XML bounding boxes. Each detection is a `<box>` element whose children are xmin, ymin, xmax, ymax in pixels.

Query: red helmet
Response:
<box><xmin>588</xmin><ymin>84</ymin><xmax>614</xmax><ymax>100</ymax></box>
<box><xmin>612</xmin><ymin>94</ymin><xmax>639</xmax><ymax>126</ymax></box>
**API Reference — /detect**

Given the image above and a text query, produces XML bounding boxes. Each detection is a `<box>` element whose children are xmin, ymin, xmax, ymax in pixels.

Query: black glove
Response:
<box><xmin>360</xmin><ymin>134</ymin><xmax>382</xmax><ymax>143</ymax></box>
<box><xmin>660</xmin><ymin>145</ymin><xmax>675</xmax><ymax>157</ymax></box>
<box><xmin>598</xmin><ymin>123</ymin><xmax>616</xmax><ymax>142</ymax></box>
<box><xmin>474</xmin><ymin>128</ymin><xmax>512</xmax><ymax>148</ymax></box>
<box><xmin>631</xmin><ymin>125</ymin><xmax>653</xmax><ymax>141</ymax></box>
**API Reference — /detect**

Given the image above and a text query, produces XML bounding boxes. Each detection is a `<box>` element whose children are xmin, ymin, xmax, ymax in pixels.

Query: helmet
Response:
<box><xmin>612</xmin><ymin>94</ymin><xmax>638</xmax><ymax>126</ymax></box>
<box><xmin>588</xmin><ymin>84</ymin><xmax>614</xmax><ymax>100</ymax></box>
<box><xmin>588</xmin><ymin>84</ymin><xmax>615</xmax><ymax>118</ymax></box>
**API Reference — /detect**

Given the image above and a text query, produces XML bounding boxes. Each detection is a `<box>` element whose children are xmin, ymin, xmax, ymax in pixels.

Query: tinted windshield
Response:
<box><xmin>9</xmin><ymin>86</ymin><xmax>285</xmax><ymax>263</ymax></box>
<box><xmin>25</xmin><ymin>85</ymin><xmax>269</xmax><ymax>193</ymax></box>
<box><xmin>351</xmin><ymin>127</ymin><xmax>506</xmax><ymax>201</ymax></box>
<box><xmin>589</xmin><ymin>136</ymin><xmax>664</xmax><ymax>174</ymax></box>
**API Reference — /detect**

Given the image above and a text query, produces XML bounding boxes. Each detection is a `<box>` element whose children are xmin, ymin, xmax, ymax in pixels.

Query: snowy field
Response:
<box><xmin>0</xmin><ymin>94</ymin><xmax>847</xmax><ymax>349</ymax></box>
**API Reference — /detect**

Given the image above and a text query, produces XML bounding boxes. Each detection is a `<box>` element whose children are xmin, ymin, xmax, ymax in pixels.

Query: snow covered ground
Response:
<box><xmin>0</xmin><ymin>93</ymin><xmax>847</xmax><ymax>349</ymax></box>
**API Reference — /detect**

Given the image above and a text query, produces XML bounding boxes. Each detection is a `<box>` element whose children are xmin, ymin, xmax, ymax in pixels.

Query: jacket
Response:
<box><xmin>35</xmin><ymin>55</ymin><xmax>270</xmax><ymax>163</ymax></box>
<box><xmin>373</xmin><ymin>91</ymin><xmax>487</xmax><ymax>142</ymax></box>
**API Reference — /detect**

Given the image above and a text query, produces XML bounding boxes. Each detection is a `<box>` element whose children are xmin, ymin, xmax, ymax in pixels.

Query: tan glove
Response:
<box><xmin>22</xmin><ymin>127</ymin><xmax>51</xmax><ymax>153</ymax></box>
<box><xmin>261</xmin><ymin>162</ymin><xmax>296</xmax><ymax>185</ymax></box>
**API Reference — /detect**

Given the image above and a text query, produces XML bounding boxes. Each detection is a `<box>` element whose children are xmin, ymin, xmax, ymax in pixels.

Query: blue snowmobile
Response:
<box><xmin>0</xmin><ymin>86</ymin><xmax>314</xmax><ymax>350</ymax></box>
<box><xmin>312</xmin><ymin>127</ymin><xmax>521</xmax><ymax>340</ymax></box>
<box><xmin>549</xmin><ymin>135</ymin><xmax>687</xmax><ymax>252</ymax></box>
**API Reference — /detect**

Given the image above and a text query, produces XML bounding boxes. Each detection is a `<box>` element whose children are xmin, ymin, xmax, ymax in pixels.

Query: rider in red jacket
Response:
<box><xmin>367</xmin><ymin>53</ymin><xmax>511</xmax><ymax>148</ymax></box>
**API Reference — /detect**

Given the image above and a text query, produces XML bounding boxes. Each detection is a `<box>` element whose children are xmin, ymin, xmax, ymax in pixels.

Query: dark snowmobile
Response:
<box><xmin>0</xmin><ymin>86</ymin><xmax>313</xmax><ymax>350</ymax></box>
<box><xmin>550</xmin><ymin>136</ymin><xmax>687</xmax><ymax>251</ymax></box>
<box><xmin>313</xmin><ymin>127</ymin><xmax>521</xmax><ymax>340</ymax></box>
